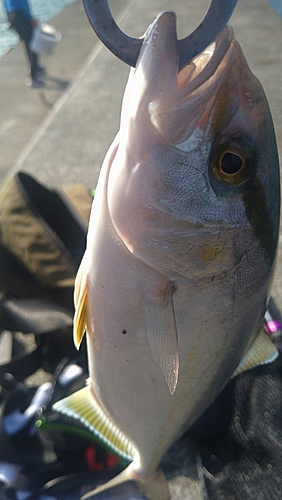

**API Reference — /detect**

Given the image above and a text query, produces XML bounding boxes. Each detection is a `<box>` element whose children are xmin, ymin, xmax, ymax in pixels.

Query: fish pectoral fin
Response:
<box><xmin>232</xmin><ymin>329</ymin><xmax>279</xmax><ymax>378</ymax></box>
<box><xmin>73</xmin><ymin>257</ymin><xmax>88</xmax><ymax>349</ymax></box>
<box><xmin>52</xmin><ymin>385</ymin><xmax>136</xmax><ymax>462</ymax></box>
<box><xmin>145</xmin><ymin>281</ymin><xmax>179</xmax><ymax>395</ymax></box>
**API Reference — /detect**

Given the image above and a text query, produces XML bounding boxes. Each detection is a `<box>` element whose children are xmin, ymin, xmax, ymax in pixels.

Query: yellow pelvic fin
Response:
<box><xmin>232</xmin><ymin>329</ymin><xmax>279</xmax><ymax>378</ymax></box>
<box><xmin>73</xmin><ymin>258</ymin><xmax>88</xmax><ymax>349</ymax></box>
<box><xmin>52</xmin><ymin>385</ymin><xmax>136</xmax><ymax>462</ymax></box>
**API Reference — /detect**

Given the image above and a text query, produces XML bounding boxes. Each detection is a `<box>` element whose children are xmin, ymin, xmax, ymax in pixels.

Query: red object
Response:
<box><xmin>85</xmin><ymin>444</ymin><xmax>119</xmax><ymax>471</ymax></box>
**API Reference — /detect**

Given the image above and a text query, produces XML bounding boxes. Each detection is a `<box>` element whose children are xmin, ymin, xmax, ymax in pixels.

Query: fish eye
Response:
<box><xmin>220</xmin><ymin>152</ymin><xmax>243</xmax><ymax>175</ymax></box>
<box><xmin>209</xmin><ymin>135</ymin><xmax>258</xmax><ymax>189</ymax></box>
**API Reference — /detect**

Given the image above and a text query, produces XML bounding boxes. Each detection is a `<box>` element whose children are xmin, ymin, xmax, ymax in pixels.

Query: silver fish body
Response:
<box><xmin>54</xmin><ymin>11</ymin><xmax>280</xmax><ymax>500</ymax></box>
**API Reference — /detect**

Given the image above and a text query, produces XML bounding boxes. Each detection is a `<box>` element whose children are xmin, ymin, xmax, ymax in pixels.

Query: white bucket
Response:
<box><xmin>29</xmin><ymin>24</ymin><xmax>62</xmax><ymax>56</ymax></box>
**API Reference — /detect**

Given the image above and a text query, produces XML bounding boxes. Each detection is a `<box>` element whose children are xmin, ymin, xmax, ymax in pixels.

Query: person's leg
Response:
<box><xmin>9</xmin><ymin>11</ymin><xmax>42</xmax><ymax>79</ymax></box>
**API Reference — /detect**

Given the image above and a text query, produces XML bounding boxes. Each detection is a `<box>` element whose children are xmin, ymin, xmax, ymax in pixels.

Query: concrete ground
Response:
<box><xmin>0</xmin><ymin>0</ymin><xmax>128</xmax><ymax>176</ymax></box>
<box><xmin>0</xmin><ymin>0</ymin><xmax>281</xmax><ymax>498</ymax></box>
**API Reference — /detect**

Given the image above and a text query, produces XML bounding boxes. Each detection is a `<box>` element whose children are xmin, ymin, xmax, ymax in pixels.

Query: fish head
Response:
<box><xmin>107</xmin><ymin>11</ymin><xmax>280</xmax><ymax>285</ymax></box>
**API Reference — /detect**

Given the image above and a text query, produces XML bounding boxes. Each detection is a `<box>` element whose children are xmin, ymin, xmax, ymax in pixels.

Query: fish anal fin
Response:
<box><xmin>52</xmin><ymin>385</ymin><xmax>136</xmax><ymax>462</ymax></box>
<box><xmin>73</xmin><ymin>259</ymin><xmax>88</xmax><ymax>349</ymax></box>
<box><xmin>145</xmin><ymin>281</ymin><xmax>179</xmax><ymax>395</ymax></box>
<box><xmin>232</xmin><ymin>329</ymin><xmax>279</xmax><ymax>378</ymax></box>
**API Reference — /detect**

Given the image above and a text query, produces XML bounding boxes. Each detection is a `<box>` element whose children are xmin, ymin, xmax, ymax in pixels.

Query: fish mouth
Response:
<box><xmin>149</xmin><ymin>25</ymin><xmax>235</xmax><ymax>145</ymax></box>
<box><xmin>177</xmin><ymin>26</ymin><xmax>234</xmax><ymax>94</ymax></box>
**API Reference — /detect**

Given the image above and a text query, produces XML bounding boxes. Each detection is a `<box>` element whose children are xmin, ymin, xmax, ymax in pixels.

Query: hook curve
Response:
<box><xmin>83</xmin><ymin>0</ymin><xmax>238</xmax><ymax>70</ymax></box>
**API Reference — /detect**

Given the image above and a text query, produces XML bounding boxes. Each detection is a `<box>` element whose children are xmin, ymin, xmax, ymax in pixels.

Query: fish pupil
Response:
<box><xmin>221</xmin><ymin>152</ymin><xmax>243</xmax><ymax>174</ymax></box>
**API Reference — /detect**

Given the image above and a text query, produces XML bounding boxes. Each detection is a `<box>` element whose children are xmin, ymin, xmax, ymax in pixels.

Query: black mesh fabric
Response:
<box><xmin>195</xmin><ymin>352</ymin><xmax>282</xmax><ymax>500</ymax></box>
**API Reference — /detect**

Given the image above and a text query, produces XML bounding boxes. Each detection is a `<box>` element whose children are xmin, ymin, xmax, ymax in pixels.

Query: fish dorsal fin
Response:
<box><xmin>73</xmin><ymin>257</ymin><xmax>88</xmax><ymax>349</ymax></box>
<box><xmin>232</xmin><ymin>330</ymin><xmax>279</xmax><ymax>378</ymax></box>
<box><xmin>145</xmin><ymin>281</ymin><xmax>179</xmax><ymax>395</ymax></box>
<box><xmin>52</xmin><ymin>385</ymin><xmax>136</xmax><ymax>462</ymax></box>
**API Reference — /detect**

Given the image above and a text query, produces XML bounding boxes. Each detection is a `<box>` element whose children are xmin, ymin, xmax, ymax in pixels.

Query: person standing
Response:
<box><xmin>4</xmin><ymin>0</ymin><xmax>46</xmax><ymax>87</ymax></box>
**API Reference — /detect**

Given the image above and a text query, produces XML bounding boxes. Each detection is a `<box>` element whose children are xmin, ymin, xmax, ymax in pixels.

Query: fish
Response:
<box><xmin>53</xmin><ymin>10</ymin><xmax>280</xmax><ymax>500</ymax></box>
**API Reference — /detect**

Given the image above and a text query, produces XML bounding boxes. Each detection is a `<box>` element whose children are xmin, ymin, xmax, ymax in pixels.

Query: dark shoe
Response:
<box><xmin>25</xmin><ymin>72</ymin><xmax>46</xmax><ymax>87</ymax></box>
<box><xmin>37</xmin><ymin>66</ymin><xmax>47</xmax><ymax>76</ymax></box>
<box><xmin>31</xmin><ymin>77</ymin><xmax>46</xmax><ymax>88</ymax></box>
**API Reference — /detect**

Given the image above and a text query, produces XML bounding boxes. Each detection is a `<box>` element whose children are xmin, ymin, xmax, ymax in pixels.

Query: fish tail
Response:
<box><xmin>81</xmin><ymin>465</ymin><xmax>170</xmax><ymax>500</ymax></box>
<box><xmin>138</xmin><ymin>468</ymin><xmax>170</xmax><ymax>500</ymax></box>
<box><xmin>81</xmin><ymin>463</ymin><xmax>136</xmax><ymax>499</ymax></box>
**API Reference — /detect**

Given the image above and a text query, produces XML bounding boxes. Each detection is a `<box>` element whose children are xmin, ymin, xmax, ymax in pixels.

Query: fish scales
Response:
<box><xmin>53</xmin><ymin>10</ymin><xmax>280</xmax><ymax>500</ymax></box>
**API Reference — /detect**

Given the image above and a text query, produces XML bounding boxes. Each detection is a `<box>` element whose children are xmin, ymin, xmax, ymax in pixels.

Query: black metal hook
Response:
<box><xmin>83</xmin><ymin>0</ymin><xmax>238</xmax><ymax>70</ymax></box>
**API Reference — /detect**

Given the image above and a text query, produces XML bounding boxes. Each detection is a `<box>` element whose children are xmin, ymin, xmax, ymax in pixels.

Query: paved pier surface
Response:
<box><xmin>0</xmin><ymin>1</ymin><xmax>281</xmax><ymax>497</ymax></box>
